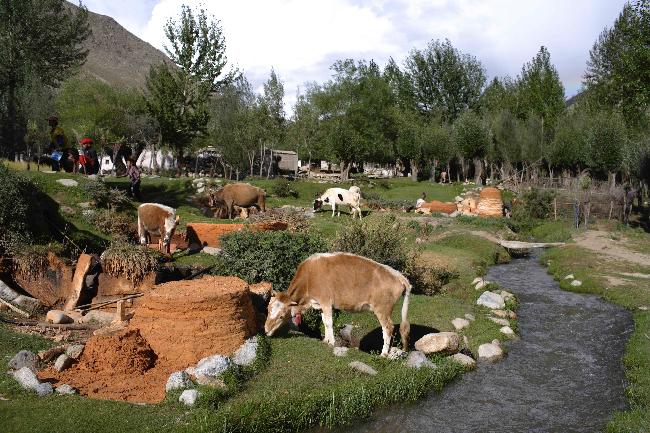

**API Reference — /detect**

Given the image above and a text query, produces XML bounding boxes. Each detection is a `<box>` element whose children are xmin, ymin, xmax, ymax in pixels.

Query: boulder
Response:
<box><xmin>194</xmin><ymin>354</ymin><xmax>232</xmax><ymax>378</ymax></box>
<box><xmin>474</xmin><ymin>280</ymin><xmax>487</xmax><ymax>290</ymax></box>
<box><xmin>46</xmin><ymin>310</ymin><xmax>74</xmax><ymax>325</ymax></box>
<box><xmin>233</xmin><ymin>338</ymin><xmax>258</xmax><ymax>366</ymax></box>
<box><xmin>54</xmin><ymin>354</ymin><xmax>73</xmax><ymax>372</ymax></box>
<box><xmin>451</xmin><ymin>318</ymin><xmax>470</xmax><ymax>330</ymax></box>
<box><xmin>476</xmin><ymin>291</ymin><xmax>505</xmax><ymax>309</ymax></box>
<box><xmin>80</xmin><ymin>310</ymin><xmax>115</xmax><ymax>326</ymax></box>
<box><xmin>450</xmin><ymin>353</ymin><xmax>476</xmax><ymax>369</ymax></box>
<box><xmin>56</xmin><ymin>179</ymin><xmax>78</xmax><ymax>187</ymax></box>
<box><xmin>9</xmin><ymin>350</ymin><xmax>38</xmax><ymax>371</ymax></box>
<box><xmin>179</xmin><ymin>389</ymin><xmax>201</xmax><ymax>406</ymax></box>
<box><xmin>0</xmin><ymin>278</ymin><xmax>20</xmax><ymax>302</ymax></box>
<box><xmin>478</xmin><ymin>342</ymin><xmax>504</xmax><ymax>362</ymax></box>
<box><xmin>500</xmin><ymin>290</ymin><xmax>515</xmax><ymax>301</ymax></box>
<box><xmin>489</xmin><ymin>317</ymin><xmax>510</xmax><ymax>327</ymax></box>
<box><xmin>333</xmin><ymin>347</ymin><xmax>349</xmax><ymax>357</ymax></box>
<box><xmin>414</xmin><ymin>332</ymin><xmax>460</xmax><ymax>354</ymax></box>
<box><xmin>387</xmin><ymin>347</ymin><xmax>406</xmax><ymax>360</ymax></box>
<box><xmin>348</xmin><ymin>361</ymin><xmax>378</xmax><ymax>376</ymax></box>
<box><xmin>571</xmin><ymin>280</ymin><xmax>583</xmax><ymax>287</ymax></box>
<box><xmin>38</xmin><ymin>346</ymin><xmax>65</xmax><ymax>363</ymax></box>
<box><xmin>13</xmin><ymin>367</ymin><xmax>40</xmax><ymax>390</ymax></box>
<box><xmin>464</xmin><ymin>313</ymin><xmax>475</xmax><ymax>322</ymax></box>
<box><xmin>13</xmin><ymin>295</ymin><xmax>42</xmax><ymax>312</ymax></box>
<box><xmin>166</xmin><ymin>371</ymin><xmax>192</xmax><ymax>392</ymax></box>
<box><xmin>564</xmin><ymin>274</ymin><xmax>574</xmax><ymax>280</ymax></box>
<box><xmin>500</xmin><ymin>326</ymin><xmax>515</xmax><ymax>337</ymax></box>
<box><xmin>491</xmin><ymin>309</ymin><xmax>517</xmax><ymax>319</ymax></box>
<box><xmin>471</xmin><ymin>277</ymin><xmax>483</xmax><ymax>286</ymax></box>
<box><xmin>35</xmin><ymin>382</ymin><xmax>54</xmax><ymax>396</ymax></box>
<box><xmin>406</xmin><ymin>351</ymin><xmax>437</xmax><ymax>369</ymax></box>
<box><xmin>55</xmin><ymin>384</ymin><xmax>76</xmax><ymax>395</ymax></box>
<box><xmin>201</xmin><ymin>246</ymin><xmax>222</xmax><ymax>256</ymax></box>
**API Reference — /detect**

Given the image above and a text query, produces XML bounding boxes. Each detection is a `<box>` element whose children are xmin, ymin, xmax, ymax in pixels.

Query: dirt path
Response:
<box><xmin>574</xmin><ymin>230</ymin><xmax>650</xmax><ymax>267</ymax></box>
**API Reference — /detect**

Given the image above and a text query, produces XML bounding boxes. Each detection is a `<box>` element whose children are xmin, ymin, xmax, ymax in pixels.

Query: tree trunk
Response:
<box><xmin>460</xmin><ymin>157</ymin><xmax>468</xmax><ymax>182</ymax></box>
<box><xmin>446</xmin><ymin>160</ymin><xmax>451</xmax><ymax>183</ymax></box>
<box><xmin>410</xmin><ymin>159</ymin><xmax>419</xmax><ymax>181</ymax></box>
<box><xmin>609</xmin><ymin>171</ymin><xmax>616</xmax><ymax>190</ymax></box>
<box><xmin>473</xmin><ymin>157</ymin><xmax>483</xmax><ymax>186</ymax></box>
<box><xmin>341</xmin><ymin>160</ymin><xmax>351</xmax><ymax>181</ymax></box>
<box><xmin>5</xmin><ymin>85</ymin><xmax>18</xmax><ymax>158</ymax></box>
<box><xmin>430</xmin><ymin>159</ymin><xmax>438</xmax><ymax>182</ymax></box>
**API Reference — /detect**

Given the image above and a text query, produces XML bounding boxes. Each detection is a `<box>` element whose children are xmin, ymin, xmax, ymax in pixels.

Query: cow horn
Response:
<box><xmin>175</xmin><ymin>215</ymin><xmax>180</xmax><ymax>223</ymax></box>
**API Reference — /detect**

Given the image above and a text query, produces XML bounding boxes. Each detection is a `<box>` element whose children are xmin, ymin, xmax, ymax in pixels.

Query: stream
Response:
<box><xmin>345</xmin><ymin>252</ymin><xmax>633</xmax><ymax>433</ymax></box>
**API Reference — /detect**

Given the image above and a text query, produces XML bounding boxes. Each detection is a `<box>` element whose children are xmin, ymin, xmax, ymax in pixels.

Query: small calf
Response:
<box><xmin>137</xmin><ymin>203</ymin><xmax>180</xmax><ymax>255</ymax></box>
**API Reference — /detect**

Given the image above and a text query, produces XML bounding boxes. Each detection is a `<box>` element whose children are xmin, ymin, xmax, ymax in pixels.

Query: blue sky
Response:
<box><xmin>83</xmin><ymin>0</ymin><xmax>626</xmax><ymax>111</ymax></box>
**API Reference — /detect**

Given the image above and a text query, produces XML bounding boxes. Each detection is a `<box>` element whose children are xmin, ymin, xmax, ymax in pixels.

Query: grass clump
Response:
<box><xmin>100</xmin><ymin>241</ymin><xmax>159</xmax><ymax>284</ymax></box>
<box><xmin>82</xmin><ymin>180</ymin><xmax>131</xmax><ymax>211</ymax></box>
<box><xmin>270</xmin><ymin>178</ymin><xmax>299</xmax><ymax>198</ymax></box>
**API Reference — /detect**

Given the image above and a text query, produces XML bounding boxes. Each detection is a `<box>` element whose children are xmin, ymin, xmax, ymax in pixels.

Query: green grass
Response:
<box><xmin>542</xmin><ymin>245</ymin><xmax>650</xmax><ymax>432</ymax></box>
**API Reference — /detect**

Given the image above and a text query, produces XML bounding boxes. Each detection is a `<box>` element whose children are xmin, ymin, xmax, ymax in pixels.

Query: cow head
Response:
<box><xmin>313</xmin><ymin>198</ymin><xmax>323</xmax><ymax>211</ymax></box>
<box><xmin>264</xmin><ymin>290</ymin><xmax>297</xmax><ymax>336</ymax></box>
<box><xmin>162</xmin><ymin>215</ymin><xmax>181</xmax><ymax>255</ymax></box>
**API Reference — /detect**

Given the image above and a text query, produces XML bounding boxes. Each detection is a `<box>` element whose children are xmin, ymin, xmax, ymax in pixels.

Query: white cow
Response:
<box><xmin>313</xmin><ymin>186</ymin><xmax>362</xmax><ymax>218</ymax></box>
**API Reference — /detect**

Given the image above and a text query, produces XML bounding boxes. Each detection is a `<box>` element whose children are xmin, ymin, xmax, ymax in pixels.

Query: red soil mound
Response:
<box><xmin>40</xmin><ymin>276</ymin><xmax>257</xmax><ymax>403</ymax></box>
<box><xmin>419</xmin><ymin>200</ymin><xmax>457</xmax><ymax>214</ymax></box>
<box><xmin>476</xmin><ymin>187</ymin><xmax>503</xmax><ymax>217</ymax></box>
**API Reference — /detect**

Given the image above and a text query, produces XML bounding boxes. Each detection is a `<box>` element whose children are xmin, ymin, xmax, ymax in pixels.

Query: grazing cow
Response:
<box><xmin>137</xmin><ymin>203</ymin><xmax>180</xmax><ymax>255</ymax></box>
<box><xmin>208</xmin><ymin>183</ymin><xmax>266</xmax><ymax>219</ymax></box>
<box><xmin>264</xmin><ymin>252</ymin><xmax>411</xmax><ymax>356</ymax></box>
<box><xmin>313</xmin><ymin>187</ymin><xmax>362</xmax><ymax>218</ymax></box>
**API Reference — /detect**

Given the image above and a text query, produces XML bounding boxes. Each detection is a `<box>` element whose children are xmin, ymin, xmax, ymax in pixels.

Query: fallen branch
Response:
<box><xmin>0</xmin><ymin>298</ymin><xmax>31</xmax><ymax>318</ymax></box>
<box><xmin>75</xmin><ymin>293</ymin><xmax>143</xmax><ymax>312</ymax></box>
<box><xmin>36</xmin><ymin>322</ymin><xmax>99</xmax><ymax>331</ymax></box>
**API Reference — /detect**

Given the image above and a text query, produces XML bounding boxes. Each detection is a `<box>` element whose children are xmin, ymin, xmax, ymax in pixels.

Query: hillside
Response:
<box><xmin>68</xmin><ymin>2</ymin><xmax>170</xmax><ymax>89</ymax></box>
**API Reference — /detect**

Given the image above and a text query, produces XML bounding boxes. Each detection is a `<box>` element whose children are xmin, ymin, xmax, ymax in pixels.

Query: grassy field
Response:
<box><xmin>0</xmin><ymin>165</ymin><xmax>537</xmax><ymax>432</ymax></box>
<box><xmin>542</xmin><ymin>237</ymin><xmax>650</xmax><ymax>432</ymax></box>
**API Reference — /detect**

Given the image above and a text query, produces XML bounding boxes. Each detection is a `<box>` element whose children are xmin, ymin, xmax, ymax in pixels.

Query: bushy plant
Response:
<box><xmin>513</xmin><ymin>188</ymin><xmax>555</xmax><ymax>221</ymax></box>
<box><xmin>82</xmin><ymin>180</ymin><xmax>130</xmax><ymax>211</ymax></box>
<box><xmin>0</xmin><ymin>164</ymin><xmax>41</xmax><ymax>241</ymax></box>
<box><xmin>214</xmin><ymin>230</ymin><xmax>328</xmax><ymax>291</ymax></box>
<box><xmin>270</xmin><ymin>178</ymin><xmax>298</xmax><ymax>198</ymax></box>
<box><xmin>86</xmin><ymin>209</ymin><xmax>137</xmax><ymax>239</ymax></box>
<box><xmin>100</xmin><ymin>241</ymin><xmax>159</xmax><ymax>284</ymax></box>
<box><xmin>246</xmin><ymin>207</ymin><xmax>311</xmax><ymax>232</ymax></box>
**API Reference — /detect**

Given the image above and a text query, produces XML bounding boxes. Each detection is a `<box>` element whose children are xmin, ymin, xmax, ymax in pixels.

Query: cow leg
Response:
<box><xmin>331</xmin><ymin>202</ymin><xmax>336</xmax><ymax>218</ymax></box>
<box><xmin>376</xmin><ymin>312</ymin><xmax>393</xmax><ymax>357</ymax></box>
<box><xmin>321</xmin><ymin>305</ymin><xmax>336</xmax><ymax>346</ymax></box>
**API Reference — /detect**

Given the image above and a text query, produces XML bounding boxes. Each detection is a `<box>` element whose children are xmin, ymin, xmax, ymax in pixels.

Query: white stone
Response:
<box><xmin>201</xmin><ymin>247</ymin><xmax>222</xmax><ymax>256</ymax></box>
<box><xmin>475</xmin><ymin>280</ymin><xmax>487</xmax><ymax>290</ymax></box>
<box><xmin>451</xmin><ymin>318</ymin><xmax>470</xmax><ymax>330</ymax></box>
<box><xmin>476</xmin><ymin>291</ymin><xmax>505</xmax><ymax>309</ymax></box>
<box><xmin>35</xmin><ymin>382</ymin><xmax>53</xmax><ymax>396</ymax></box>
<box><xmin>449</xmin><ymin>211</ymin><xmax>460</xmax><ymax>218</ymax></box>
<box><xmin>194</xmin><ymin>354</ymin><xmax>232</xmax><ymax>378</ymax></box>
<box><xmin>348</xmin><ymin>361</ymin><xmax>378</xmax><ymax>376</ymax></box>
<box><xmin>387</xmin><ymin>347</ymin><xmax>406</xmax><ymax>360</ymax></box>
<box><xmin>478</xmin><ymin>343</ymin><xmax>504</xmax><ymax>362</ymax></box>
<box><xmin>339</xmin><ymin>324</ymin><xmax>355</xmax><ymax>342</ymax></box>
<box><xmin>55</xmin><ymin>384</ymin><xmax>76</xmax><ymax>395</ymax></box>
<box><xmin>571</xmin><ymin>280</ymin><xmax>583</xmax><ymax>287</ymax></box>
<box><xmin>450</xmin><ymin>353</ymin><xmax>476</xmax><ymax>369</ymax></box>
<box><xmin>56</xmin><ymin>179</ymin><xmax>78</xmax><ymax>187</ymax></box>
<box><xmin>500</xmin><ymin>290</ymin><xmax>515</xmax><ymax>300</ymax></box>
<box><xmin>464</xmin><ymin>313</ymin><xmax>475</xmax><ymax>321</ymax></box>
<box><xmin>472</xmin><ymin>277</ymin><xmax>483</xmax><ymax>285</ymax></box>
<box><xmin>414</xmin><ymin>332</ymin><xmax>460</xmax><ymax>354</ymax></box>
<box><xmin>197</xmin><ymin>187</ymin><xmax>205</xmax><ymax>194</ymax></box>
<box><xmin>333</xmin><ymin>347</ymin><xmax>349</xmax><ymax>357</ymax></box>
<box><xmin>166</xmin><ymin>371</ymin><xmax>192</xmax><ymax>392</ymax></box>
<box><xmin>54</xmin><ymin>354</ymin><xmax>73</xmax><ymax>372</ymax></box>
<box><xmin>0</xmin><ymin>278</ymin><xmax>20</xmax><ymax>302</ymax></box>
<box><xmin>489</xmin><ymin>317</ymin><xmax>510</xmax><ymax>327</ymax></box>
<box><xmin>179</xmin><ymin>389</ymin><xmax>201</xmax><ymax>406</ymax></box>
<box><xmin>46</xmin><ymin>310</ymin><xmax>73</xmax><ymax>325</ymax></box>
<box><xmin>80</xmin><ymin>310</ymin><xmax>115</xmax><ymax>326</ymax></box>
<box><xmin>9</xmin><ymin>350</ymin><xmax>38</xmax><ymax>371</ymax></box>
<box><xmin>65</xmin><ymin>344</ymin><xmax>85</xmax><ymax>360</ymax></box>
<box><xmin>78</xmin><ymin>202</ymin><xmax>92</xmax><ymax>209</ymax></box>
<box><xmin>233</xmin><ymin>338</ymin><xmax>258</xmax><ymax>366</ymax></box>
<box><xmin>492</xmin><ymin>309</ymin><xmax>517</xmax><ymax>319</ymax></box>
<box><xmin>500</xmin><ymin>326</ymin><xmax>515</xmax><ymax>337</ymax></box>
<box><xmin>406</xmin><ymin>351</ymin><xmax>437</xmax><ymax>369</ymax></box>
<box><xmin>564</xmin><ymin>274</ymin><xmax>575</xmax><ymax>280</ymax></box>
<box><xmin>13</xmin><ymin>366</ymin><xmax>41</xmax><ymax>391</ymax></box>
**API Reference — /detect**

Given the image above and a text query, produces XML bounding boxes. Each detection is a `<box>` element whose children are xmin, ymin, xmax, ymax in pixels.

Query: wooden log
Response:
<box><xmin>75</xmin><ymin>293</ymin><xmax>144</xmax><ymax>312</ymax></box>
<box><xmin>0</xmin><ymin>297</ymin><xmax>31</xmax><ymax>318</ymax></box>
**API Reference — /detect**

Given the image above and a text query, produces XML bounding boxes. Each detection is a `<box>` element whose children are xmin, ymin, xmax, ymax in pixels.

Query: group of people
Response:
<box><xmin>47</xmin><ymin>116</ymin><xmax>141</xmax><ymax>200</ymax></box>
<box><xmin>47</xmin><ymin>116</ymin><xmax>98</xmax><ymax>175</ymax></box>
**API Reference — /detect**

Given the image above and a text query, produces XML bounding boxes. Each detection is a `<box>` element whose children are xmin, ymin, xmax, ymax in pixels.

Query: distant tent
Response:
<box><xmin>99</xmin><ymin>154</ymin><xmax>126</xmax><ymax>174</ymax></box>
<box><xmin>136</xmin><ymin>149</ymin><xmax>176</xmax><ymax>172</ymax></box>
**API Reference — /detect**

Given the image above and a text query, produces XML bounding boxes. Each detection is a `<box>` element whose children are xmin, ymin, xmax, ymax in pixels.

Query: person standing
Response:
<box><xmin>80</xmin><ymin>137</ymin><xmax>98</xmax><ymax>174</ymax></box>
<box><xmin>126</xmin><ymin>158</ymin><xmax>142</xmax><ymax>201</ymax></box>
<box><xmin>47</xmin><ymin>116</ymin><xmax>69</xmax><ymax>171</ymax></box>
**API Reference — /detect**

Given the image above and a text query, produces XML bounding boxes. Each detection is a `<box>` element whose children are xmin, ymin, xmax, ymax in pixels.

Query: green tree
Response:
<box><xmin>288</xmin><ymin>90</ymin><xmax>320</xmax><ymax>166</ymax></box>
<box><xmin>0</xmin><ymin>0</ymin><xmax>89</xmax><ymax>156</ymax></box>
<box><xmin>258</xmin><ymin>68</ymin><xmax>287</xmax><ymax>175</ymax></box>
<box><xmin>453</xmin><ymin>110</ymin><xmax>490</xmax><ymax>184</ymax></box>
<box><xmin>588</xmin><ymin>110</ymin><xmax>627</xmax><ymax>187</ymax></box>
<box><xmin>547</xmin><ymin>109</ymin><xmax>590</xmax><ymax>177</ymax></box>
<box><xmin>403</xmin><ymin>39</ymin><xmax>486</xmax><ymax>122</ymax></box>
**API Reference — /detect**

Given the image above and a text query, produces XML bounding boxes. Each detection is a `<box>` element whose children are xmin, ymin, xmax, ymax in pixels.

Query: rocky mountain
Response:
<box><xmin>68</xmin><ymin>2</ymin><xmax>169</xmax><ymax>89</ymax></box>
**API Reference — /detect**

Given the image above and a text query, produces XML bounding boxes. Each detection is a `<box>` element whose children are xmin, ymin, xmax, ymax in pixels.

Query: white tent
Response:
<box><xmin>99</xmin><ymin>154</ymin><xmax>126</xmax><ymax>175</ymax></box>
<box><xmin>136</xmin><ymin>149</ymin><xmax>176</xmax><ymax>171</ymax></box>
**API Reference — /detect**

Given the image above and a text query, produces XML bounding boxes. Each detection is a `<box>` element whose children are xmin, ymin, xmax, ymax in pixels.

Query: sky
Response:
<box><xmin>82</xmin><ymin>0</ymin><xmax>626</xmax><ymax>113</ymax></box>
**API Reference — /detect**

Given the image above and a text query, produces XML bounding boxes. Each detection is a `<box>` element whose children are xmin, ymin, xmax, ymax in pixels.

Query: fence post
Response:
<box><xmin>554</xmin><ymin>198</ymin><xmax>557</xmax><ymax>221</ymax></box>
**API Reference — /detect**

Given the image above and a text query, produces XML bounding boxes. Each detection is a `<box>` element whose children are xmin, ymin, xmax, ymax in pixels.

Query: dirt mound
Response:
<box><xmin>40</xmin><ymin>276</ymin><xmax>258</xmax><ymax>403</ymax></box>
<box><xmin>130</xmin><ymin>276</ymin><xmax>257</xmax><ymax>371</ymax></box>
<box><xmin>476</xmin><ymin>187</ymin><xmax>503</xmax><ymax>217</ymax></box>
<box><xmin>418</xmin><ymin>200</ymin><xmax>457</xmax><ymax>214</ymax></box>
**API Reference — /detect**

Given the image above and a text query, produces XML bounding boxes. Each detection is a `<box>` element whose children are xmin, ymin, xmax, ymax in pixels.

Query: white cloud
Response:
<box><xmin>85</xmin><ymin>0</ymin><xmax>627</xmax><ymax>114</ymax></box>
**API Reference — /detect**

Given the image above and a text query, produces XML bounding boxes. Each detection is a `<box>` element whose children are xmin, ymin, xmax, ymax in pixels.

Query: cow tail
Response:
<box><xmin>400</xmin><ymin>278</ymin><xmax>411</xmax><ymax>350</ymax></box>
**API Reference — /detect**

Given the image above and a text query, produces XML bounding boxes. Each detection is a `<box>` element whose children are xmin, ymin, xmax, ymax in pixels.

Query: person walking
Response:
<box><xmin>126</xmin><ymin>158</ymin><xmax>142</xmax><ymax>201</ymax></box>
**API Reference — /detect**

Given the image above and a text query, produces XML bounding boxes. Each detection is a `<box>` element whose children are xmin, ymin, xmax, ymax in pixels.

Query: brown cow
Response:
<box><xmin>264</xmin><ymin>252</ymin><xmax>411</xmax><ymax>356</ymax></box>
<box><xmin>209</xmin><ymin>183</ymin><xmax>266</xmax><ymax>219</ymax></box>
<box><xmin>137</xmin><ymin>203</ymin><xmax>180</xmax><ymax>255</ymax></box>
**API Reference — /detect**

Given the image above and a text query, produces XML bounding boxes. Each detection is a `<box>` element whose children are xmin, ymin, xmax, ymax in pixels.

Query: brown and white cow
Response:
<box><xmin>137</xmin><ymin>203</ymin><xmax>180</xmax><ymax>255</ymax></box>
<box><xmin>264</xmin><ymin>252</ymin><xmax>411</xmax><ymax>356</ymax></box>
<box><xmin>209</xmin><ymin>183</ymin><xmax>266</xmax><ymax>219</ymax></box>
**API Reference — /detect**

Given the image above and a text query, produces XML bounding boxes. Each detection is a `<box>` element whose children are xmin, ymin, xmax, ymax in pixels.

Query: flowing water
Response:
<box><xmin>345</xmin><ymin>253</ymin><xmax>633</xmax><ymax>433</ymax></box>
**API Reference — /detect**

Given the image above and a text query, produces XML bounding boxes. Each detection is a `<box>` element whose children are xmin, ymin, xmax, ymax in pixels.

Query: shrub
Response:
<box><xmin>406</xmin><ymin>258</ymin><xmax>459</xmax><ymax>296</ymax></box>
<box><xmin>214</xmin><ymin>230</ymin><xmax>328</xmax><ymax>291</ymax></box>
<box><xmin>86</xmin><ymin>209</ymin><xmax>137</xmax><ymax>239</ymax></box>
<box><xmin>515</xmin><ymin>188</ymin><xmax>555</xmax><ymax>220</ymax></box>
<box><xmin>0</xmin><ymin>164</ymin><xmax>44</xmax><ymax>241</ymax></box>
<box><xmin>100</xmin><ymin>241</ymin><xmax>160</xmax><ymax>284</ymax></box>
<box><xmin>82</xmin><ymin>180</ymin><xmax>130</xmax><ymax>211</ymax></box>
<box><xmin>246</xmin><ymin>207</ymin><xmax>311</xmax><ymax>233</ymax></box>
<box><xmin>271</xmin><ymin>178</ymin><xmax>298</xmax><ymax>198</ymax></box>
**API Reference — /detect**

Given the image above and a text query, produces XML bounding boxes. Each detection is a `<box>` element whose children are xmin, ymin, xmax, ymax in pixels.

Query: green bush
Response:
<box><xmin>82</xmin><ymin>180</ymin><xmax>130</xmax><ymax>211</ymax></box>
<box><xmin>271</xmin><ymin>178</ymin><xmax>298</xmax><ymax>198</ymax></box>
<box><xmin>86</xmin><ymin>209</ymin><xmax>137</xmax><ymax>240</ymax></box>
<box><xmin>0</xmin><ymin>165</ymin><xmax>45</xmax><ymax>242</ymax></box>
<box><xmin>514</xmin><ymin>188</ymin><xmax>555</xmax><ymax>220</ymax></box>
<box><xmin>214</xmin><ymin>230</ymin><xmax>328</xmax><ymax>291</ymax></box>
